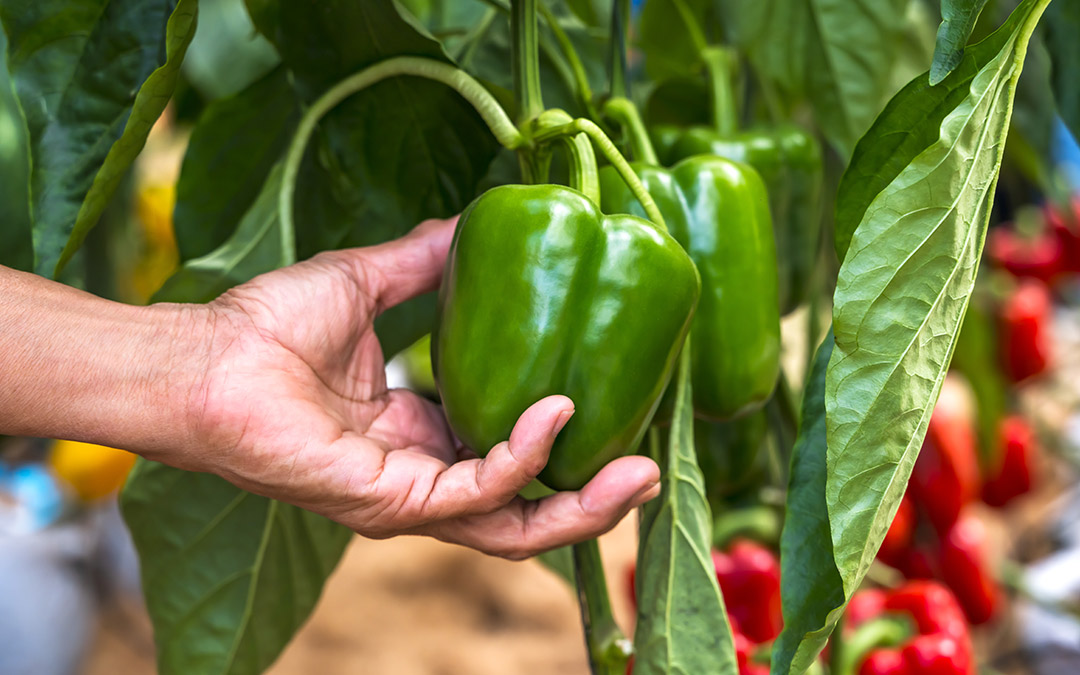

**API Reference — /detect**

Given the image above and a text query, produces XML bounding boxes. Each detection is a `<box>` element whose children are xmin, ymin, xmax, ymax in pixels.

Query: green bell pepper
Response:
<box><xmin>432</xmin><ymin>184</ymin><xmax>700</xmax><ymax>491</ymax></box>
<box><xmin>649</xmin><ymin>49</ymin><xmax>824</xmax><ymax>315</ymax></box>
<box><xmin>599</xmin><ymin>155</ymin><xmax>780</xmax><ymax>421</ymax></box>
<box><xmin>696</xmin><ymin>410</ymin><xmax>769</xmax><ymax>505</ymax></box>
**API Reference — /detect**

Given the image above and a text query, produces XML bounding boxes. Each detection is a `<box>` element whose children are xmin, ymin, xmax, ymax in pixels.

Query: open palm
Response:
<box><xmin>181</xmin><ymin>218</ymin><xmax>660</xmax><ymax>558</ymax></box>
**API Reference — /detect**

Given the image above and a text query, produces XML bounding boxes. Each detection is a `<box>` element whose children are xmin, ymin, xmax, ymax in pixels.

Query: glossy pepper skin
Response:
<box><xmin>652</xmin><ymin>124</ymin><xmax>823</xmax><ymax>314</ymax></box>
<box><xmin>599</xmin><ymin>156</ymin><xmax>780</xmax><ymax>420</ymax></box>
<box><xmin>938</xmin><ymin>513</ymin><xmax>999</xmax><ymax>625</ymax></box>
<box><xmin>852</xmin><ymin>581</ymin><xmax>974</xmax><ymax>675</ymax></box>
<box><xmin>982</xmin><ymin>415</ymin><xmax>1039</xmax><ymax>507</ymax></box>
<box><xmin>433</xmin><ymin>185</ymin><xmax>700</xmax><ymax>491</ymax></box>
<box><xmin>712</xmin><ymin>539</ymin><xmax>783</xmax><ymax>643</ymax></box>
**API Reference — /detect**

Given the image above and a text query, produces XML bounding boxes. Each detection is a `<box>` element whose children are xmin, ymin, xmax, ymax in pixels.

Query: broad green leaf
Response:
<box><xmin>724</xmin><ymin>0</ymin><xmax>907</xmax><ymax>156</ymax></box>
<box><xmin>634</xmin><ymin>349</ymin><xmax>737</xmax><ymax>675</ymax></box>
<box><xmin>770</xmin><ymin>332</ymin><xmax>848</xmax><ymax>675</ymax></box>
<box><xmin>637</xmin><ymin>0</ymin><xmax>713</xmax><ymax>81</ymax></box>
<box><xmin>0</xmin><ymin>29</ymin><xmax>31</xmax><ymax>272</ymax></box>
<box><xmin>826</xmin><ymin>0</ymin><xmax>1048</xmax><ymax>604</ymax></box>
<box><xmin>121</xmin><ymin>459</ymin><xmax>352</xmax><ymax>675</ymax></box>
<box><xmin>1043</xmin><ymin>0</ymin><xmax>1080</xmax><ymax>141</ymax></box>
<box><xmin>0</xmin><ymin>0</ymin><xmax>197</xmax><ymax>277</ymax></box>
<box><xmin>833</xmin><ymin>3</ymin><xmax>1043</xmax><ymax>262</ymax></box>
<box><xmin>931</xmin><ymin>0</ymin><xmax>991</xmax><ymax>84</ymax></box>
<box><xmin>182</xmin><ymin>0</ymin><xmax>279</xmax><ymax>101</ymax></box>
<box><xmin>155</xmin><ymin>164</ymin><xmax>288</xmax><ymax>304</ymax></box>
<box><xmin>174</xmin><ymin>69</ymin><xmax>298</xmax><ymax>262</ymax></box>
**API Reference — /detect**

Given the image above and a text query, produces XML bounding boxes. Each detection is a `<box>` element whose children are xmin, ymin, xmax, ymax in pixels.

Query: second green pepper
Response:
<box><xmin>599</xmin><ymin>155</ymin><xmax>780</xmax><ymax>421</ymax></box>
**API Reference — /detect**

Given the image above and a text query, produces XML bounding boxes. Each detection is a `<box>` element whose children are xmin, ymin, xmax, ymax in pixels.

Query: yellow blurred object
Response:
<box><xmin>49</xmin><ymin>440</ymin><xmax>137</xmax><ymax>501</ymax></box>
<box><xmin>131</xmin><ymin>182</ymin><xmax>179</xmax><ymax>301</ymax></box>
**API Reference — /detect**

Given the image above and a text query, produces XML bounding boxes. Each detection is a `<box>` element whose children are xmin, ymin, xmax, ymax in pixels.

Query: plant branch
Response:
<box><xmin>608</xmin><ymin>0</ymin><xmax>631</xmax><ymax>99</ymax></box>
<box><xmin>603</xmin><ymin>97</ymin><xmax>658</xmax><ymax>166</ymax></box>
<box><xmin>279</xmin><ymin>57</ymin><xmax>521</xmax><ymax>240</ymax></box>
<box><xmin>573</xmin><ymin>538</ymin><xmax>631</xmax><ymax>675</ymax></box>
<box><xmin>702</xmin><ymin>46</ymin><xmax>738</xmax><ymax>135</ymax></box>
<box><xmin>511</xmin><ymin>0</ymin><xmax>544</xmax><ymax>122</ymax></box>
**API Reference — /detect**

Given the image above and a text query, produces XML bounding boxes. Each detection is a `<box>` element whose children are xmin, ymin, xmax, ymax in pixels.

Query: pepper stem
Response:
<box><xmin>573</xmin><ymin>538</ymin><xmax>632</xmax><ymax>675</ymax></box>
<box><xmin>280</xmin><ymin>57</ymin><xmax>522</xmax><ymax>240</ymax></box>
<box><xmin>534</xmin><ymin>118</ymin><xmax>667</xmax><ymax>231</ymax></box>
<box><xmin>702</xmin><ymin>46</ymin><xmax>738</xmax><ymax>136</ymax></box>
<box><xmin>511</xmin><ymin>0</ymin><xmax>544</xmax><ymax>123</ymax></box>
<box><xmin>603</xmin><ymin>97</ymin><xmax>659</xmax><ymax>166</ymax></box>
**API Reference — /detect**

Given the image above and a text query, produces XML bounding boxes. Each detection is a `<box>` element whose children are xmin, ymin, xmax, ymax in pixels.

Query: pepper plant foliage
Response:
<box><xmin>0</xmin><ymin>0</ymin><xmax>1068</xmax><ymax>673</ymax></box>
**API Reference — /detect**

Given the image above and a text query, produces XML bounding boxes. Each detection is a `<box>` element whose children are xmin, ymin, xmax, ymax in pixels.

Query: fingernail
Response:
<box><xmin>631</xmin><ymin>480</ymin><xmax>661</xmax><ymax>507</ymax></box>
<box><xmin>551</xmin><ymin>409</ymin><xmax>574</xmax><ymax>438</ymax></box>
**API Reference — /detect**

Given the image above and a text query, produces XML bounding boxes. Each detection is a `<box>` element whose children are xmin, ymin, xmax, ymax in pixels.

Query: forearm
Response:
<box><xmin>0</xmin><ymin>265</ymin><xmax>211</xmax><ymax>458</ymax></box>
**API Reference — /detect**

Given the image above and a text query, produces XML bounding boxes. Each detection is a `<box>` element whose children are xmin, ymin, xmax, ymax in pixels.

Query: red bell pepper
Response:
<box><xmin>713</xmin><ymin>539</ymin><xmax>783</xmax><ymax>643</ymax></box>
<box><xmin>987</xmin><ymin>224</ymin><xmax>1066</xmax><ymax>284</ymax></box>
<box><xmin>1045</xmin><ymin>197</ymin><xmax>1080</xmax><ymax>275</ymax></box>
<box><xmin>999</xmin><ymin>278</ymin><xmax>1053</xmax><ymax>383</ymax></box>
<box><xmin>909</xmin><ymin>381</ymin><xmax>980</xmax><ymax>533</ymax></box>
<box><xmin>877</xmin><ymin>496</ymin><xmax>915</xmax><ymax>568</ymax></box>
<box><xmin>982</xmin><ymin>415</ymin><xmax>1039</xmax><ymax>507</ymax></box>
<box><xmin>938</xmin><ymin>512</ymin><xmax>999</xmax><ymax>625</ymax></box>
<box><xmin>851</xmin><ymin>581</ymin><xmax>974</xmax><ymax>675</ymax></box>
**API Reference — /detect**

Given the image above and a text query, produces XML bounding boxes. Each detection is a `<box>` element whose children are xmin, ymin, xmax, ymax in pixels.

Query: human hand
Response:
<box><xmin>178</xmin><ymin>218</ymin><xmax>661</xmax><ymax>558</ymax></box>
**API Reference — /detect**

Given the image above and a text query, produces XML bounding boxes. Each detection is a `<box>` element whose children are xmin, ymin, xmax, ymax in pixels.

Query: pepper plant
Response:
<box><xmin>0</xmin><ymin>0</ymin><xmax>1075</xmax><ymax>673</ymax></box>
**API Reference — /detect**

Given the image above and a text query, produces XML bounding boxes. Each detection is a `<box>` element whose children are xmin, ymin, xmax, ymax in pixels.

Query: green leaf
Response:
<box><xmin>634</xmin><ymin>348</ymin><xmax>738</xmax><ymax>675</ymax></box>
<box><xmin>0</xmin><ymin>0</ymin><xmax>197</xmax><ymax>277</ymax></box>
<box><xmin>0</xmin><ymin>29</ymin><xmax>31</xmax><ymax>272</ymax></box>
<box><xmin>724</xmin><ymin>0</ymin><xmax>907</xmax><ymax>156</ymax></box>
<box><xmin>121</xmin><ymin>459</ymin><xmax>352</xmax><ymax>675</ymax></box>
<box><xmin>181</xmin><ymin>0</ymin><xmax>279</xmax><ymax>101</ymax></box>
<box><xmin>155</xmin><ymin>163</ymin><xmax>289</xmax><ymax>304</ymax></box>
<box><xmin>826</xmin><ymin>0</ymin><xmax>1048</xmax><ymax>607</ymax></box>
<box><xmin>173</xmin><ymin>68</ymin><xmax>298</xmax><ymax>262</ymax></box>
<box><xmin>770</xmin><ymin>331</ymin><xmax>848</xmax><ymax>675</ymax></box>
<box><xmin>833</xmin><ymin>2</ymin><xmax>1044</xmax><ymax>262</ymax></box>
<box><xmin>931</xmin><ymin>0</ymin><xmax>991</xmax><ymax>85</ymax></box>
<box><xmin>637</xmin><ymin>0</ymin><xmax>712</xmax><ymax>81</ymax></box>
<box><xmin>1043</xmin><ymin>0</ymin><xmax>1080</xmax><ymax>141</ymax></box>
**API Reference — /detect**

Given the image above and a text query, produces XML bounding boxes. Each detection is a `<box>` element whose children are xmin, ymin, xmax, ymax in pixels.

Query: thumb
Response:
<box><xmin>349</xmin><ymin>216</ymin><xmax>459</xmax><ymax>312</ymax></box>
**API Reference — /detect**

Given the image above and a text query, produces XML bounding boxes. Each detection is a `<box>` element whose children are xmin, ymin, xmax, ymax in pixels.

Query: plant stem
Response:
<box><xmin>537</xmin><ymin>3</ymin><xmax>596</xmax><ymax>118</ymax></box>
<box><xmin>279</xmin><ymin>56</ymin><xmax>522</xmax><ymax>239</ymax></box>
<box><xmin>702</xmin><ymin>46</ymin><xmax>738</xmax><ymax>136</ymax></box>
<box><xmin>573</xmin><ymin>539</ymin><xmax>631</xmax><ymax>675</ymax></box>
<box><xmin>533</xmin><ymin>118</ymin><xmax>666</xmax><ymax>230</ymax></box>
<box><xmin>603</xmin><ymin>97</ymin><xmax>658</xmax><ymax>166</ymax></box>
<box><xmin>608</xmin><ymin>0</ymin><xmax>631</xmax><ymax>99</ymax></box>
<box><xmin>511</xmin><ymin>0</ymin><xmax>543</xmax><ymax>123</ymax></box>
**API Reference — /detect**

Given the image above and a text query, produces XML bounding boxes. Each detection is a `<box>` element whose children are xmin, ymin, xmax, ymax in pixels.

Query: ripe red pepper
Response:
<box><xmin>712</xmin><ymin>539</ymin><xmax>783</xmax><ymax>643</ymax></box>
<box><xmin>999</xmin><ymin>278</ymin><xmax>1053</xmax><ymax>383</ymax></box>
<box><xmin>1045</xmin><ymin>198</ymin><xmax>1080</xmax><ymax>275</ymax></box>
<box><xmin>909</xmin><ymin>383</ymin><xmax>980</xmax><ymax>533</ymax></box>
<box><xmin>852</xmin><ymin>581</ymin><xmax>974</xmax><ymax>675</ymax></box>
<box><xmin>982</xmin><ymin>415</ymin><xmax>1039</xmax><ymax>507</ymax></box>
<box><xmin>938</xmin><ymin>513</ymin><xmax>999</xmax><ymax>625</ymax></box>
<box><xmin>987</xmin><ymin>225</ymin><xmax>1065</xmax><ymax>284</ymax></box>
<box><xmin>877</xmin><ymin>496</ymin><xmax>915</xmax><ymax>568</ymax></box>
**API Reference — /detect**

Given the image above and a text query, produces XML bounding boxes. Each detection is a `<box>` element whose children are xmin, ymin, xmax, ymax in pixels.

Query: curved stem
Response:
<box><xmin>560</xmin><ymin>132</ymin><xmax>600</xmax><ymax>203</ymax></box>
<box><xmin>534</xmin><ymin>118</ymin><xmax>667</xmax><ymax>231</ymax></box>
<box><xmin>603</xmin><ymin>97</ymin><xmax>659</xmax><ymax>166</ymax></box>
<box><xmin>608</xmin><ymin>0</ymin><xmax>631</xmax><ymax>99</ymax></box>
<box><xmin>702</xmin><ymin>46</ymin><xmax>738</xmax><ymax>136</ymax></box>
<box><xmin>279</xmin><ymin>56</ymin><xmax>522</xmax><ymax>238</ymax></box>
<box><xmin>573</xmin><ymin>539</ymin><xmax>632</xmax><ymax>675</ymax></box>
<box><xmin>511</xmin><ymin>0</ymin><xmax>543</xmax><ymax>122</ymax></box>
<box><xmin>537</xmin><ymin>2</ymin><xmax>596</xmax><ymax>116</ymax></box>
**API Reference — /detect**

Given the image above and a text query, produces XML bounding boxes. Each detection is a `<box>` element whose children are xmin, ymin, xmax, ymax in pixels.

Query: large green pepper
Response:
<box><xmin>599</xmin><ymin>155</ymin><xmax>780</xmax><ymax>421</ymax></box>
<box><xmin>696</xmin><ymin>411</ymin><xmax>769</xmax><ymax>505</ymax></box>
<box><xmin>432</xmin><ymin>184</ymin><xmax>700</xmax><ymax>491</ymax></box>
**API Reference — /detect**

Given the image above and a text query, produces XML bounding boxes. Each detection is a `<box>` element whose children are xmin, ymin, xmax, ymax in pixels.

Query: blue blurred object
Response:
<box><xmin>1054</xmin><ymin>119</ymin><xmax>1080</xmax><ymax>192</ymax></box>
<box><xmin>0</xmin><ymin>462</ymin><xmax>64</xmax><ymax>535</ymax></box>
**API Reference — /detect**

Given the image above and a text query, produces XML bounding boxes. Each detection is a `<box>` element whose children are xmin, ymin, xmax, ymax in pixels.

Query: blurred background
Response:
<box><xmin>2</xmin><ymin>0</ymin><xmax>1080</xmax><ymax>673</ymax></box>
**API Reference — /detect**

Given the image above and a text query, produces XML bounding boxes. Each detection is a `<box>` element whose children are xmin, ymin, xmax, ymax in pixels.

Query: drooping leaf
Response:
<box><xmin>833</xmin><ymin>2</ymin><xmax>1045</xmax><ymax>262</ymax></box>
<box><xmin>1043</xmin><ymin>0</ymin><xmax>1080</xmax><ymax>142</ymax></box>
<box><xmin>155</xmin><ymin>164</ymin><xmax>288</xmax><ymax>304</ymax></box>
<box><xmin>723</xmin><ymin>0</ymin><xmax>908</xmax><ymax>157</ymax></box>
<box><xmin>634</xmin><ymin>348</ymin><xmax>738</xmax><ymax>675</ymax></box>
<box><xmin>826</xmin><ymin>0</ymin><xmax>1048</xmax><ymax>608</ymax></box>
<box><xmin>931</xmin><ymin>0</ymin><xmax>991</xmax><ymax>84</ymax></box>
<box><xmin>173</xmin><ymin>68</ymin><xmax>298</xmax><ymax>262</ymax></box>
<box><xmin>0</xmin><ymin>0</ymin><xmax>197</xmax><ymax>277</ymax></box>
<box><xmin>770</xmin><ymin>331</ymin><xmax>847</xmax><ymax>675</ymax></box>
<box><xmin>121</xmin><ymin>459</ymin><xmax>352</xmax><ymax>675</ymax></box>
